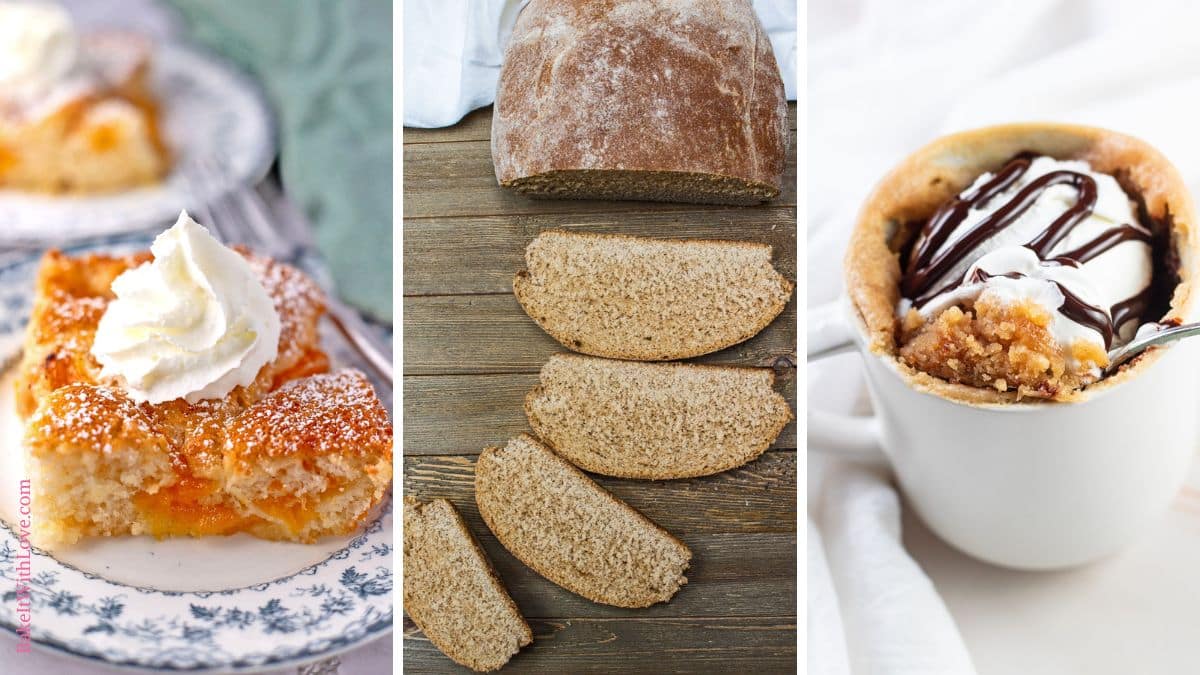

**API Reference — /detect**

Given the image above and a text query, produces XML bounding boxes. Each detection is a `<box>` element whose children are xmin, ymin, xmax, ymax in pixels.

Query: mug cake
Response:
<box><xmin>845</xmin><ymin>124</ymin><xmax>1197</xmax><ymax>402</ymax></box>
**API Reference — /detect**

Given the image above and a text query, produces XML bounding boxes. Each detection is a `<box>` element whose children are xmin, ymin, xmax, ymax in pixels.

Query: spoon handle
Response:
<box><xmin>1107</xmin><ymin>322</ymin><xmax>1200</xmax><ymax>371</ymax></box>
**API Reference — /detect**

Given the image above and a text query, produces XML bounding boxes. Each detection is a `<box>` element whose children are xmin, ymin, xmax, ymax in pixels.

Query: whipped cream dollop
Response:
<box><xmin>0</xmin><ymin>2</ymin><xmax>80</xmax><ymax>106</ymax></box>
<box><xmin>899</xmin><ymin>156</ymin><xmax>1154</xmax><ymax>364</ymax></box>
<box><xmin>92</xmin><ymin>212</ymin><xmax>281</xmax><ymax>404</ymax></box>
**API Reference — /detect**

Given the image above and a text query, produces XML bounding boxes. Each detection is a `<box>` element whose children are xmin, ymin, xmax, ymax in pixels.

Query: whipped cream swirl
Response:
<box><xmin>92</xmin><ymin>212</ymin><xmax>281</xmax><ymax>404</ymax></box>
<box><xmin>0</xmin><ymin>2</ymin><xmax>80</xmax><ymax>106</ymax></box>
<box><xmin>899</xmin><ymin>156</ymin><xmax>1154</xmax><ymax>362</ymax></box>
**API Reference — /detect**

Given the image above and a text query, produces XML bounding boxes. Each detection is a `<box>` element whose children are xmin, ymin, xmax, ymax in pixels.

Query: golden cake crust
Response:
<box><xmin>225</xmin><ymin>371</ymin><xmax>393</xmax><ymax>542</ymax></box>
<box><xmin>844</xmin><ymin>123</ymin><xmax>1198</xmax><ymax>405</ymax></box>
<box><xmin>14</xmin><ymin>248</ymin><xmax>327</xmax><ymax>417</ymax></box>
<box><xmin>27</xmin><ymin>383</ymin><xmax>169</xmax><ymax>457</ymax></box>
<box><xmin>226</xmin><ymin>370</ymin><xmax>393</xmax><ymax>466</ymax></box>
<box><xmin>15</xmin><ymin>248</ymin><xmax>392</xmax><ymax>546</ymax></box>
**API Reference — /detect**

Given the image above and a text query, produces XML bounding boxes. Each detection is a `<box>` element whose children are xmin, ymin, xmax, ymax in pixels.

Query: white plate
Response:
<box><xmin>0</xmin><ymin>42</ymin><xmax>276</xmax><ymax>244</ymax></box>
<box><xmin>0</xmin><ymin>239</ymin><xmax>393</xmax><ymax>672</ymax></box>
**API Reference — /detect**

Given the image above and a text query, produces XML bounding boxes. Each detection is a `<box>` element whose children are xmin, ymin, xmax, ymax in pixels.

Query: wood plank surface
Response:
<box><xmin>403</xmin><ymin>210</ymin><xmax>795</xmax><ymax>296</ymax></box>
<box><xmin>403</xmin><ymin>371</ymin><xmax>796</xmax><ymax>455</ymax></box>
<box><xmin>402</xmin><ymin>103</ymin><xmax>797</xmax><ymax>673</ymax></box>
<box><xmin>403</xmin><ymin>452</ymin><xmax>797</xmax><ymax>534</ymax></box>
<box><xmin>458</xmin><ymin>531</ymin><xmax>796</xmax><ymax>619</ymax></box>
<box><xmin>403</xmin><ymin>293</ymin><xmax>797</xmax><ymax>374</ymax></box>
<box><xmin>403</xmin><ymin>617</ymin><xmax>797</xmax><ymax>674</ymax></box>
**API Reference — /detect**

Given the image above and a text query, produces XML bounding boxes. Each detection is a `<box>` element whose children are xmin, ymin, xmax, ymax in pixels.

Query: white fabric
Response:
<box><xmin>808</xmin><ymin>0</ymin><xmax>1200</xmax><ymax>673</ymax></box>
<box><xmin>402</xmin><ymin>0</ymin><xmax>798</xmax><ymax>128</ymax></box>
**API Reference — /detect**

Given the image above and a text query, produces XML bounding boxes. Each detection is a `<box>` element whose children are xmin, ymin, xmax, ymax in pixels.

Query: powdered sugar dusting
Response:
<box><xmin>227</xmin><ymin>370</ymin><xmax>392</xmax><ymax>460</ymax></box>
<box><xmin>24</xmin><ymin>248</ymin><xmax>327</xmax><ymax>402</ymax></box>
<box><xmin>32</xmin><ymin>290</ymin><xmax>106</xmax><ymax>340</ymax></box>
<box><xmin>28</xmin><ymin>384</ymin><xmax>164</xmax><ymax>453</ymax></box>
<box><xmin>241</xmin><ymin>250</ymin><xmax>326</xmax><ymax>372</ymax></box>
<box><xmin>22</xmin><ymin>249</ymin><xmax>386</xmax><ymax>471</ymax></box>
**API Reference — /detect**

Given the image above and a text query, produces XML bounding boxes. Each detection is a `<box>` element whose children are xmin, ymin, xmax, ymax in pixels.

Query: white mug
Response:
<box><xmin>808</xmin><ymin>299</ymin><xmax>1199</xmax><ymax>570</ymax></box>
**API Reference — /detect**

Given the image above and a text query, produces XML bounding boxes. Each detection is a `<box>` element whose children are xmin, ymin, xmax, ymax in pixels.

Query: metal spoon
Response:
<box><xmin>1107</xmin><ymin>322</ymin><xmax>1200</xmax><ymax>372</ymax></box>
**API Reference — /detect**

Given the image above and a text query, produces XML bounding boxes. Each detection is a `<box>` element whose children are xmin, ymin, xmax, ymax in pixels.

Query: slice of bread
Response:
<box><xmin>403</xmin><ymin>497</ymin><xmax>532</xmax><ymax>672</ymax></box>
<box><xmin>526</xmin><ymin>354</ymin><xmax>793</xmax><ymax>479</ymax></box>
<box><xmin>514</xmin><ymin>230</ymin><xmax>793</xmax><ymax>360</ymax></box>
<box><xmin>475</xmin><ymin>435</ymin><xmax>691</xmax><ymax>608</ymax></box>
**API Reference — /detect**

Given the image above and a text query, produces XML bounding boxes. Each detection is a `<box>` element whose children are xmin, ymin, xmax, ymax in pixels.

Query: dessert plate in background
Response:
<box><xmin>0</xmin><ymin>42</ymin><xmax>276</xmax><ymax>244</ymax></box>
<box><xmin>0</xmin><ymin>238</ymin><xmax>394</xmax><ymax>672</ymax></box>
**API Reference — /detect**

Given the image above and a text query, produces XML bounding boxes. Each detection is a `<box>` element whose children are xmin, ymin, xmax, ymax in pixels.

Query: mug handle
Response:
<box><xmin>807</xmin><ymin>301</ymin><xmax>888</xmax><ymax>464</ymax></box>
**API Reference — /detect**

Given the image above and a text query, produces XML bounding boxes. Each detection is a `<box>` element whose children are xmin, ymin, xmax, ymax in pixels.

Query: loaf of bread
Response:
<box><xmin>492</xmin><ymin>0</ymin><xmax>788</xmax><ymax>205</ymax></box>
<box><xmin>514</xmin><ymin>230</ymin><xmax>793</xmax><ymax>360</ymax></box>
<box><xmin>526</xmin><ymin>354</ymin><xmax>792</xmax><ymax>479</ymax></box>
<box><xmin>403</xmin><ymin>497</ymin><xmax>532</xmax><ymax>672</ymax></box>
<box><xmin>475</xmin><ymin>435</ymin><xmax>692</xmax><ymax>608</ymax></box>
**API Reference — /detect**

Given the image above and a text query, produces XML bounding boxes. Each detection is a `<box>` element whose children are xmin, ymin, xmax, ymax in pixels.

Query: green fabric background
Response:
<box><xmin>168</xmin><ymin>0</ymin><xmax>393</xmax><ymax>322</ymax></box>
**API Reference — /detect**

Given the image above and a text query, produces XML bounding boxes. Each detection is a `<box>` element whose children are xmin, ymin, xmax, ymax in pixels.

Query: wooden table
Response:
<box><xmin>402</xmin><ymin>104</ymin><xmax>797</xmax><ymax>673</ymax></box>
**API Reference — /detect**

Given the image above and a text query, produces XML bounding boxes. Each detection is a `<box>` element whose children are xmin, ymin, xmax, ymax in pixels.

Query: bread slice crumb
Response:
<box><xmin>403</xmin><ymin>497</ymin><xmax>531</xmax><ymax>672</ymax></box>
<box><xmin>475</xmin><ymin>434</ymin><xmax>691</xmax><ymax>608</ymax></box>
<box><xmin>514</xmin><ymin>230</ymin><xmax>793</xmax><ymax>361</ymax></box>
<box><xmin>526</xmin><ymin>353</ymin><xmax>792</xmax><ymax>479</ymax></box>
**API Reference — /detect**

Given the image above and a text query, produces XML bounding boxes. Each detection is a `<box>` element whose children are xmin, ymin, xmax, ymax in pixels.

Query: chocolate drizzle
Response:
<box><xmin>1052</xmin><ymin>224</ymin><xmax>1151</xmax><ymax>266</ymax></box>
<box><xmin>901</xmin><ymin>155</ymin><xmax>1155</xmax><ymax>348</ymax></box>
<box><xmin>1054</xmin><ymin>282</ymin><xmax>1117</xmax><ymax>348</ymax></box>
<box><xmin>1111</xmin><ymin>288</ymin><xmax>1153</xmax><ymax>333</ymax></box>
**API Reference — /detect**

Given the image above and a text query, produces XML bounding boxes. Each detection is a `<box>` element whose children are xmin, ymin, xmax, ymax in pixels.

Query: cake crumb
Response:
<box><xmin>898</xmin><ymin>294</ymin><xmax>1107</xmax><ymax>400</ymax></box>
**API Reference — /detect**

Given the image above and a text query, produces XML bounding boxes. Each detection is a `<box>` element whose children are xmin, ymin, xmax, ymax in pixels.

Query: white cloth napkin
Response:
<box><xmin>808</xmin><ymin>0</ymin><xmax>1200</xmax><ymax>673</ymax></box>
<box><xmin>402</xmin><ymin>0</ymin><xmax>798</xmax><ymax>128</ymax></box>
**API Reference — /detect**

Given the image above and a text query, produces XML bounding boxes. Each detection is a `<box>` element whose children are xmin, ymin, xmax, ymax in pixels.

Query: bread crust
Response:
<box><xmin>524</xmin><ymin>354</ymin><xmax>793</xmax><ymax>479</ymax></box>
<box><xmin>844</xmin><ymin>123</ymin><xmax>1199</xmax><ymax>405</ymax></box>
<box><xmin>514</xmin><ymin>229</ymin><xmax>793</xmax><ymax>361</ymax></box>
<box><xmin>403</xmin><ymin>497</ymin><xmax>532</xmax><ymax>672</ymax></box>
<box><xmin>475</xmin><ymin>434</ymin><xmax>691</xmax><ymax>608</ymax></box>
<box><xmin>491</xmin><ymin>0</ymin><xmax>788</xmax><ymax>203</ymax></box>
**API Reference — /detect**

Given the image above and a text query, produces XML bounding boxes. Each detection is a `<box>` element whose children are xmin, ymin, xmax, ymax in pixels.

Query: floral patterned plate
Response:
<box><xmin>0</xmin><ymin>237</ymin><xmax>393</xmax><ymax>672</ymax></box>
